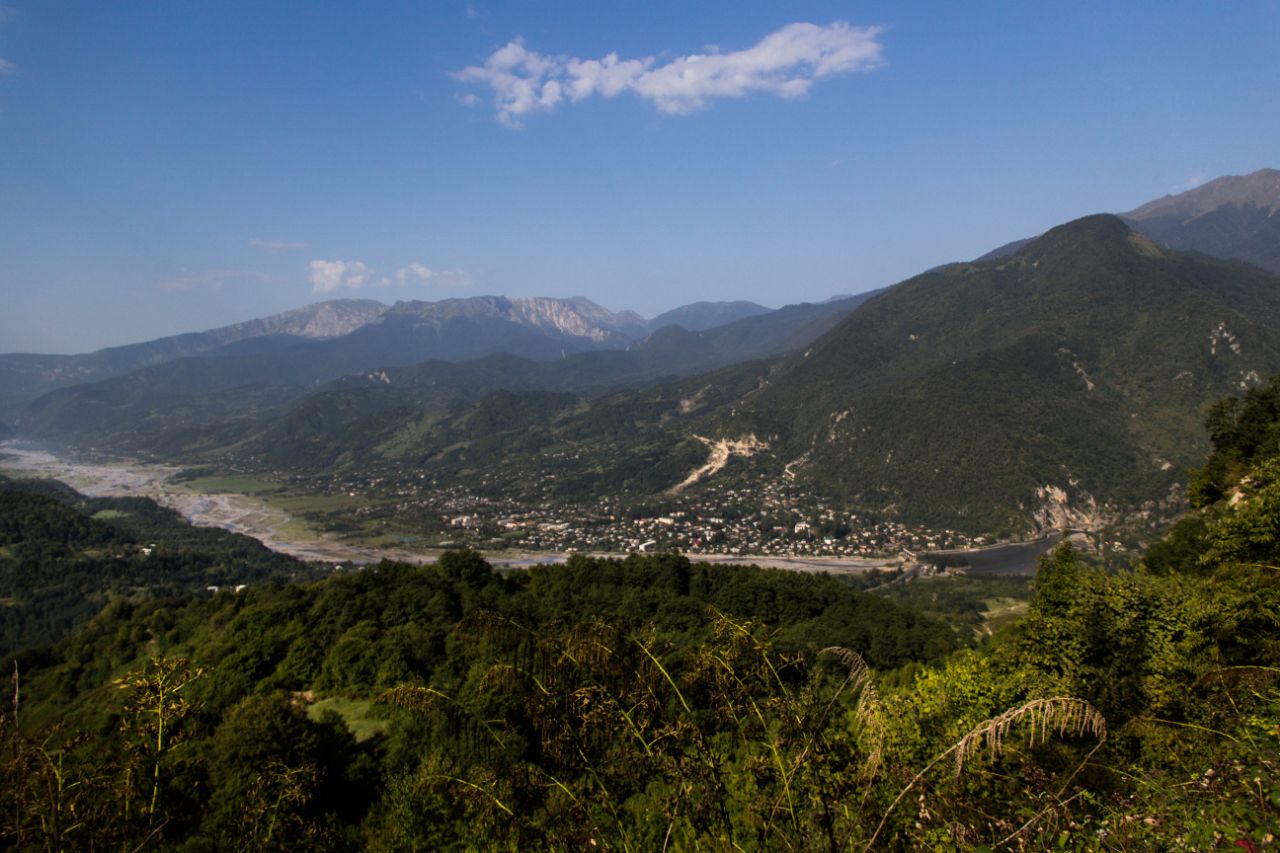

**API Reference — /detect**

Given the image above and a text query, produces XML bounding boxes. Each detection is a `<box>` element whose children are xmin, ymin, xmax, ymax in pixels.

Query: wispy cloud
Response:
<box><xmin>308</xmin><ymin>259</ymin><xmax>373</xmax><ymax>293</ymax></box>
<box><xmin>308</xmin><ymin>259</ymin><xmax>468</xmax><ymax>292</ymax></box>
<box><xmin>453</xmin><ymin>21</ymin><xmax>885</xmax><ymax>127</ymax></box>
<box><xmin>250</xmin><ymin>238</ymin><xmax>309</xmax><ymax>252</ymax></box>
<box><xmin>0</xmin><ymin>4</ymin><xmax>14</xmax><ymax>75</ymax></box>
<box><xmin>395</xmin><ymin>262</ymin><xmax>434</xmax><ymax>285</ymax></box>
<box><xmin>159</xmin><ymin>270</ymin><xmax>274</xmax><ymax>292</ymax></box>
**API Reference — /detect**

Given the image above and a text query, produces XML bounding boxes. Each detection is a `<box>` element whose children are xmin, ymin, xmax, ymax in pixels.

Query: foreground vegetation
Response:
<box><xmin>0</xmin><ymin>474</ymin><xmax>320</xmax><ymax>658</ymax></box>
<box><xmin>4</xmin><ymin>378</ymin><xmax>1280</xmax><ymax>849</ymax></box>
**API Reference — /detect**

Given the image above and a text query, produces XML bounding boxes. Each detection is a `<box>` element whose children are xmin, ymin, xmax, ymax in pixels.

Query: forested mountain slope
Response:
<box><xmin>3</xmin><ymin>378</ymin><xmax>1279</xmax><ymax>849</ymax></box>
<box><xmin>978</xmin><ymin>167</ymin><xmax>1280</xmax><ymax>272</ymax></box>
<box><xmin>17</xmin><ymin>294</ymin><xmax>870</xmax><ymax>457</ymax></box>
<box><xmin>0</xmin><ymin>474</ymin><xmax>318</xmax><ymax>657</ymax></box>
<box><xmin>719</xmin><ymin>215</ymin><xmax>1280</xmax><ymax>533</ymax></box>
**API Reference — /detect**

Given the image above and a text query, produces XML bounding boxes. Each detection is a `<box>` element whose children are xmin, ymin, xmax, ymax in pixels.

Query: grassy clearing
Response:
<box><xmin>307</xmin><ymin>696</ymin><xmax>388</xmax><ymax>742</ymax></box>
<box><xmin>980</xmin><ymin>596</ymin><xmax>1030</xmax><ymax>634</ymax></box>
<box><xmin>91</xmin><ymin>509</ymin><xmax>131</xmax><ymax>521</ymax></box>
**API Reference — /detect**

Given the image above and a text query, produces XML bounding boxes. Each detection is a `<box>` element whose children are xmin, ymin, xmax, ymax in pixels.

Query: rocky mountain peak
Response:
<box><xmin>384</xmin><ymin>295</ymin><xmax>646</xmax><ymax>344</ymax></box>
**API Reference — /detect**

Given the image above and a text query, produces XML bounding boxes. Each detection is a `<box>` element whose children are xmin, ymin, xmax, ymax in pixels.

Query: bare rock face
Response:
<box><xmin>386</xmin><ymin>295</ymin><xmax>647</xmax><ymax>346</ymax></box>
<box><xmin>510</xmin><ymin>296</ymin><xmax>645</xmax><ymax>342</ymax></box>
<box><xmin>207</xmin><ymin>299</ymin><xmax>388</xmax><ymax>342</ymax></box>
<box><xmin>1031</xmin><ymin>484</ymin><xmax>1108</xmax><ymax>533</ymax></box>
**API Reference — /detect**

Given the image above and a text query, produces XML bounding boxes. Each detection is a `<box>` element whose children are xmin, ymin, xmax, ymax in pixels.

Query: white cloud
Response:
<box><xmin>453</xmin><ymin>21</ymin><xmax>885</xmax><ymax>127</ymax></box>
<box><xmin>396</xmin><ymin>263</ymin><xmax>433</xmax><ymax>285</ymax></box>
<box><xmin>0</xmin><ymin>58</ymin><xmax>15</xmax><ymax>76</ymax></box>
<box><xmin>250</xmin><ymin>238</ymin><xmax>309</xmax><ymax>251</ymax></box>
<box><xmin>308</xmin><ymin>259</ymin><xmax>373</xmax><ymax>293</ymax></box>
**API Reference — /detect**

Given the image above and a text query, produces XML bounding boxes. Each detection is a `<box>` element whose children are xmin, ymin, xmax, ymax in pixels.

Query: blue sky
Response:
<box><xmin>1</xmin><ymin>1</ymin><xmax>1278</xmax><ymax>353</ymax></box>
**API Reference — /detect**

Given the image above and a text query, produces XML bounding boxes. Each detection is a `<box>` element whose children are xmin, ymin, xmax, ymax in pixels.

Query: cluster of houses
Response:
<box><xmin>276</xmin><ymin>465</ymin><xmax>978</xmax><ymax>558</ymax></box>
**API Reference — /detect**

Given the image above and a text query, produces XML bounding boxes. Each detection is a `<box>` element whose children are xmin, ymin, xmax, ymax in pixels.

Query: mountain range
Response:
<box><xmin>199</xmin><ymin>213</ymin><xmax>1280</xmax><ymax>537</ymax></box>
<box><xmin>13</xmin><ymin>293</ymin><xmax>875</xmax><ymax>447</ymax></box>
<box><xmin>8</xmin><ymin>169</ymin><xmax>1280</xmax><ymax>537</ymax></box>
<box><xmin>0</xmin><ymin>296</ymin><xmax>819</xmax><ymax>418</ymax></box>
<box><xmin>0</xmin><ymin>299</ymin><xmax>387</xmax><ymax>411</ymax></box>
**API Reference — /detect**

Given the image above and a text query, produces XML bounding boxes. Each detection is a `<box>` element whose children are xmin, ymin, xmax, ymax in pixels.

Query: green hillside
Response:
<box><xmin>720</xmin><ymin>215</ymin><xmax>1280</xmax><ymax>533</ymax></box>
<box><xmin>0</xmin><ymin>475</ymin><xmax>320</xmax><ymax>657</ymax></box>
<box><xmin>3</xmin><ymin>379</ymin><xmax>1279</xmax><ymax>849</ymax></box>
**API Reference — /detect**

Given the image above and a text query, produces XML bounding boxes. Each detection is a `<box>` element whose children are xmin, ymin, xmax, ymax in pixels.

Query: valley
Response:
<box><xmin>5</xmin><ymin>7</ymin><xmax>1280</xmax><ymax>845</ymax></box>
<box><xmin>1</xmin><ymin>441</ymin><xmax>1014</xmax><ymax>573</ymax></box>
<box><xmin>12</xmin><ymin>204</ymin><xmax>1280</xmax><ymax>575</ymax></box>
<box><xmin>13</xmin><ymin>204</ymin><xmax>1280</xmax><ymax>550</ymax></box>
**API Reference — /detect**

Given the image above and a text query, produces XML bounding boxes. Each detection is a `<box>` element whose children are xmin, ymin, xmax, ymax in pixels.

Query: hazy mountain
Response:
<box><xmin>222</xmin><ymin>295</ymin><xmax>880</xmax><ymax>465</ymax></box>
<box><xmin>1122</xmin><ymin>168</ymin><xmax>1280</xmax><ymax>272</ymax></box>
<box><xmin>1</xmin><ymin>295</ymin><xmax>650</xmax><ymax>418</ymax></box>
<box><xmin>0</xmin><ymin>299</ymin><xmax>388</xmax><ymax>415</ymax></box>
<box><xmin>11</xmin><ymin>295</ymin><xmax>644</xmax><ymax>430</ymax></box>
<box><xmin>648</xmin><ymin>301</ymin><xmax>771</xmax><ymax>332</ymax></box>
<box><xmin>205</xmin><ymin>298</ymin><xmax>390</xmax><ymax>340</ymax></box>
<box><xmin>18</xmin><ymin>294</ymin><xmax>874</xmax><ymax>450</ymax></box>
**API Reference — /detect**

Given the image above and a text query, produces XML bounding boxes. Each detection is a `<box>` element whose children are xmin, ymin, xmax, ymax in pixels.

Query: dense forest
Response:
<box><xmin>3</xmin><ymin>378</ymin><xmax>1280</xmax><ymax>849</ymax></box>
<box><xmin>0</xmin><ymin>475</ymin><xmax>321</xmax><ymax>658</ymax></box>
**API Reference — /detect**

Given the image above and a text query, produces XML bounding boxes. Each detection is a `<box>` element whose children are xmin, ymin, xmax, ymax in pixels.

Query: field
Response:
<box><xmin>306</xmin><ymin>696</ymin><xmax>389</xmax><ymax>742</ymax></box>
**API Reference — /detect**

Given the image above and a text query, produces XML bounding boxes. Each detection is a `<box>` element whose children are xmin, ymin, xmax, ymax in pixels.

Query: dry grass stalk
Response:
<box><xmin>865</xmin><ymin>696</ymin><xmax>1106</xmax><ymax>852</ymax></box>
<box><xmin>951</xmin><ymin>696</ymin><xmax>1107</xmax><ymax>777</ymax></box>
<box><xmin>819</xmin><ymin>647</ymin><xmax>886</xmax><ymax>779</ymax></box>
<box><xmin>377</xmin><ymin>685</ymin><xmax>454</xmax><ymax>714</ymax></box>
